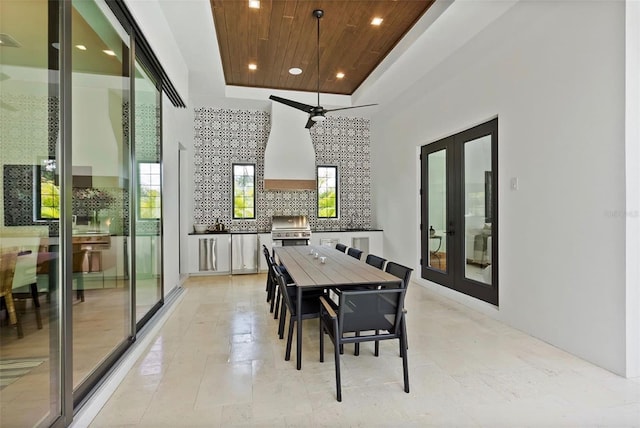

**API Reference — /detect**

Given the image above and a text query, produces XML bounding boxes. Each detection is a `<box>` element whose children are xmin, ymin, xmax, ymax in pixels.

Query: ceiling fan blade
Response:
<box><xmin>305</xmin><ymin>117</ymin><xmax>316</xmax><ymax>129</ymax></box>
<box><xmin>324</xmin><ymin>103</ymin><xmax>378</xmax><ymax>113</ymax></box>
<box><xmin>269</xmin><ymin>95</ymin><xmax>314</xmax><ymax>113</ymax></box>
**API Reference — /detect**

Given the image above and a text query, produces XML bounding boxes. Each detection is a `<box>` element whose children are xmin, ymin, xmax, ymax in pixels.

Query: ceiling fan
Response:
<box><xmin>269</xmin><ymin>9</ymin><xmax>377</xmax><ymax>129</ymax></box>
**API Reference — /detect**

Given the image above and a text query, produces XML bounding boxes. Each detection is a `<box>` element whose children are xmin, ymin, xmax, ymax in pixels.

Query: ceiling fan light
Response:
<box><xmin>311</xmin><ymin>115</ymin><xmax>325</xmax><ymax>122</ymax></box>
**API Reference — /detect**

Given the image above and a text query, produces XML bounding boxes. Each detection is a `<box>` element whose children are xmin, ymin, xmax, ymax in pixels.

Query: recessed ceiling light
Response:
<box><xmin>248</xmin><ymin>63</ymin><xmax>257</xmax><ymax>70</ymax></box>
<box><xmin>371</xmin><ymin>17</ymin><xmax>383</xmax><ymax>26</ymax></box>
<box><xmin>248</xmin><ymin>0</ymin><xmax>260</xmax><ymax>9</ymax></box>
<box><xmin>75</xmin><ymin>45</ymin><xmax>87</xmax><ymax>50</ymax></box>
<box><xmin>103</xmin><ymin>49</ymin><xmax>116</xmax><ymax>56</ymax></box>
<box><xmin>336</xmin><ymin>72</ymin><xmax>345</xmax><ymax>79</ymax></box>
<box><xmin>289</xmin><ymin>67</ymin><xmax>302</xmax><ymax>75</ymax></box>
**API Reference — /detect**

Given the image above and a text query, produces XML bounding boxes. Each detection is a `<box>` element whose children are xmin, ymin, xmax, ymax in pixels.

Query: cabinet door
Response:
<box><xmin>216</xmin><ymin>235</ymin><xmax>231</xmax><ymax>273</ymax></box>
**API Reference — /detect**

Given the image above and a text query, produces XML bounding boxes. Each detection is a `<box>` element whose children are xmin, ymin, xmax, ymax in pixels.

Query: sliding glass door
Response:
<box><xmin>71</xmin><ymin>0</ymin><xmax>132</xmax><ymax>399</ymax></box>
<box><xmin>421</xmin><ymin>118</ymin><xmax>498</xmax><ymax>305</ymax></box>
<box><xmin>0</xmin><ymin>1</ymin><xmax>63</xmax><ymax>426</ymax></box>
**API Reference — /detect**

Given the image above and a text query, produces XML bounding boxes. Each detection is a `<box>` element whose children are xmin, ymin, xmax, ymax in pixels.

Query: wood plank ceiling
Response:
<box><xmin>210</xmin><ymin>0</ymin><xmax>434</xmax><ymax>95</ymax></box>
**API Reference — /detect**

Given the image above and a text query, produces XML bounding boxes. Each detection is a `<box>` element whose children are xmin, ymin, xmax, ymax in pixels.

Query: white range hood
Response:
<box><xmin>263</xmin><ymin>101</ymin><xmax>317</xmax><ymax>190</ymax></box>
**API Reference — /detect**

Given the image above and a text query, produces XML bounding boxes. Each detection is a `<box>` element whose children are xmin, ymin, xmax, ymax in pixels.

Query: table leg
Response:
<box><xmin>296</xmin><ymin>287</ymin><xmax>303</xmax><ymax>370</ymax></box>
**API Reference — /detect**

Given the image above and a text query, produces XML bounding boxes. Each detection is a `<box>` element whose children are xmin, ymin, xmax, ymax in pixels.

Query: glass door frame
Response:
<box><xmin>420</xmin><ymin>118</ymin><xmax>499</xmax><ymax>305</ymax></box>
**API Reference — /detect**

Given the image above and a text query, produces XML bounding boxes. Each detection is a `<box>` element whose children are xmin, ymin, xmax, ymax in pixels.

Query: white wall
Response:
<box><xmin>371</xmin><ymin>1</ymin><xmax>628</xmax><ymax>375</ymax></box>
<box><xmin>162</xmin><ymin>97</ymin><xmax>192</xmax><ymax>294</ymax></box>
<box><xmin>625</xmin><ymin>0</ymin><xmax>640</xmax><ymax>378</ymax></box>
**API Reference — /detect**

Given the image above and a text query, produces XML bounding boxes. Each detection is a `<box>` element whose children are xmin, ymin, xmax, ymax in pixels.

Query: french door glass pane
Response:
<box><xmin>463</xmin><ymin>135</ymin><xmax>492</xmax><ymax>284</ymax></box>
<box><xmin>71</xmin><ymin>0</ymin><xmax>131</xmax><ymax>388</ymax></box>
<box><xmin>0</xmin><ymin>1</ymin><xmax>62</xmax><ymax>425</ymax></box>
<box><xmin>428</xmin><ymin>149</ymin><xmax>447</xmax><ymax>272</ymax></box>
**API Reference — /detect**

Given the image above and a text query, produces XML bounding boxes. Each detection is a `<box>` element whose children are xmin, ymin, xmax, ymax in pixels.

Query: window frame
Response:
<box><xmin>317</xmin><ymin>165</ymin><xmax>338</xmax><ymax>219</ymax></box>
<box><xmin>137</xmin><ymin>161</ymin><xmax>162</xmax><ymax>220</ymax></box>
<box><xmin>232</xmin><ymin>163</ymin><xmax>256</xmax><ymax>220</ymax></box>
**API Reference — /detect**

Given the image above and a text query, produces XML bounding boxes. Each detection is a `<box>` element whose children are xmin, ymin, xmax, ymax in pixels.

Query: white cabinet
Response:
<box><xmin>231</xmin><ymin>234</ymin><xmax>258</xmax><ymax>274</ymax></box>
<box><xmin>188</xmin><ymin>234</ymin><xmax>231</xmax><ymax>275</ymax></box>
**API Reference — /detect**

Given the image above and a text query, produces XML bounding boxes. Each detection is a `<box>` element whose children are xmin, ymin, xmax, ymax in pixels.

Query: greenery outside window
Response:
<box><xmin>38</xmin><ymin>159</ymin><xmax>60</xmax><ymax>220</ymax></box>
<box><xmin>317</xmin><ymin>165</ymin><xmax>338</xmax><ymax>218</ymax></box>
<box><xmin>233</xmin><ymin>163</ymin><xmax>255</xmax><ymax>219</ymax></box>
<box><xmin>139</xmin><ymin>162</ymin><xmax>161</xmax><ymax>219</ymax></box>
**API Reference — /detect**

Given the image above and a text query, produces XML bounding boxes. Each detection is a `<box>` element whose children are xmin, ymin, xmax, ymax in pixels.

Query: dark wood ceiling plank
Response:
<box><xmin>211</xmin><ymin>0</ymin><xmax>434</xmax><ymax>95</ymax></box>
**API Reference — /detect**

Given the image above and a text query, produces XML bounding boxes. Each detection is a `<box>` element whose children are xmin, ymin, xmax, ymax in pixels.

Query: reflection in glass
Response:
<box><xmin>71</xmin><ymin>0</ymin><xmax>131</xmax><ymax>389</ymax></box>
<box><xmin>428</xmin><ymin>150</ymin><xmax>447</xmax><ymax>272</ymax></box>
<box><xmin>0</xmin><ymin>0</ymin><xmax>62</xmax><ymax>425</ymax></box>
<box><xmin>464</xmin><ymin>135</ymin><xmax>492</xmax><ymax>284</ymax></box>
<box><xmin>135</xmin><ymin>60</ymin><xmax>162</xmax><ymax>323</ymax></box>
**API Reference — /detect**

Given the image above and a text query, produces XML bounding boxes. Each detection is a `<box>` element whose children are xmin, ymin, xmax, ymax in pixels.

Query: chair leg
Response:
<box><xmin>30</xmin><ymin>284</ymin><xmax>43</xmax><ymax>329</ymax></box>
<box><xmin>354</xmin><ymin>331</ymin><xmax>360</xmax><ymax>356</ymax></box>
<box><xmin>273</xmin><ymin>288</ymin><xmax>280</xmax><ymax>319</ymax></box>
<box><xmin>375</xmin><ymin>330</ymin><xmax>380</xmax><ymax>357</ymax></box>
<box><xmin>399</xmin><ymin>319</ymin><xmax>408</xmax><ymax>358</ymax></box>
<box><xmin>278</xmin><ymin>304</ymin><xmax>287</xmax><ymax>339</ymax></box>
<box><xmin>334</xmin><ymin>338</ymin><xmax>342</xmax><ymax>402</ymax></box>
<box><xmin>401</xmin><ymin>330</ymin><xmax>410</xmax><ymax>393</ymax></box>
<box><xmin>319</xmin><ymin>320</ymin><xmax>324</xmax><ymax>362</ymax></box>
<box><xmin>285</xmin><ymin>316</ymin><xmax>295</xmax><ymax>361</ymax></box>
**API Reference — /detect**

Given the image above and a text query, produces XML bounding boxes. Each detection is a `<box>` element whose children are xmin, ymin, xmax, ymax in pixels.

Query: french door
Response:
<box><xmin>420</xmin><ymin>118</ymin><xmax>498</xmax><ymax>305</ymax></box>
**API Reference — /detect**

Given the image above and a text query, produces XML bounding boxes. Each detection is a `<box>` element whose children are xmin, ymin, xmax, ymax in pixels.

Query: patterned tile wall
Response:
<box><xmin>193</xmin><ymin>108</ymin><xmax>371</xmax><ymax>232</ymax></box>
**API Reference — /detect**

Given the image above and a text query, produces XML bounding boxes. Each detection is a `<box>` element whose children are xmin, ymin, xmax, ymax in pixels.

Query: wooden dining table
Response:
<box><xmin>273</xmin><ymin>245</ymin><xmax>402</xmax><ymax>370</ymax></box>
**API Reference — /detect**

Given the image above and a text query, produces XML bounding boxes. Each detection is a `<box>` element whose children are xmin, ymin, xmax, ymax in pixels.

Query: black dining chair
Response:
<box><xmin>352</xmin><ymin>260</ymin><xmax>413</xmax><ymax>357</ymax></box>
<box><xmin>262</xmin><ymin>245</ymin><xmax>276</xmax><ymax>309</ymax></box>
<box><xmin>347</xmin><ymin>247</ymin><xmax>363</xmax><ymax>260</ymax></box>
<box><xmin>273</xmin><ymin>265</ymin><xmax>329</xmax><ymax>361</ymax></box>
<box><xmin>382</xmin><ymin>261</ymin><xmax>413</xmax><ymax>357</ymax></box>
<box><xmin>319</xmin><ymin>288</ymin><xmax>409</xmax><ymax>402</ymax></box>
<box><xmin>335</xmin><ymin>243</ymin><xmax>347</xmax><ymax>253</ymax></box>
<box><xmin>365</xmin><ymin>254</ymin><xmax>386</xmax><ymax>270</ymax></box>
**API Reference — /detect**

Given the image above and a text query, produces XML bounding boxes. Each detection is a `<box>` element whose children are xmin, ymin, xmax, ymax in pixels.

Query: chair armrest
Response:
<box><xmin>319</xmin><ymin>296</ymin><xmax>337</xmax><ymax>318</ymax></box>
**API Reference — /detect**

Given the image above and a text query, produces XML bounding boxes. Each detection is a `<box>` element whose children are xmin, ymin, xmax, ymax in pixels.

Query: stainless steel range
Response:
<box><xmin>271</xmin><ymin>215</ymin><xmax>311</xmax><ymax>246</ymax></box>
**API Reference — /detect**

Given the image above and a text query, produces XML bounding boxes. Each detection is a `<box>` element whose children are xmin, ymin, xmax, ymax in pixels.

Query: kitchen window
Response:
<box><xmin>317</xmin><ymin>165</ymin><xmax>338</xmax><ymax>218</ymax></box>
<box><xmin>139</xmin><ymin>162</ymin><xmax>161</xmax><ymax>219</ymax></box>
<box><xmin>233</xmin><ymin>163</ymin><xmax>255</xmax><ymax>219</ymax></box>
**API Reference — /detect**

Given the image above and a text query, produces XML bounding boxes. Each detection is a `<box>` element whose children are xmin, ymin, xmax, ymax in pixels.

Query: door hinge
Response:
<box><xmin>420</xmin><ymin>258</ymin><xmax>423</xmax><ymax>266</ymax></box>
<box><xmin>419</xmin><ymin>224</ymin><xmax>423</xmax><ymax>231</ymax></box>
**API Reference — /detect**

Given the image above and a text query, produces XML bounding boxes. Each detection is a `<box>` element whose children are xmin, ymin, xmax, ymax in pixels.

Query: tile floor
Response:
<box><xmin>89</xmin><ymin>274</ymin><xmax>640</xmax><ymax>427</ymax></box>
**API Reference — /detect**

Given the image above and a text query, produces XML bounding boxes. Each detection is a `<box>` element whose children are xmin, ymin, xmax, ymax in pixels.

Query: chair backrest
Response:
<box><xmin>347</xmin><ymin>247</ymin><xmax>363</xmax><ymax>260</ymax></box>
<box><xmin>338</xmin><ymin>288</ymin><xmax>405</xmax><ymax>336</ymax></box>
<box><xmin>385</xmin><ymin>261</ymin><xmax>413</xmax><ymax>289</ymax></box>
<box><xmin>272</xmin><ymin>264</ymin><xmax>296</xmax><ymax>315</ymax></box>
<box><xmin>335</xmin><ymin>243</ymin><xmax>347</xmax><ymax>253</ymax></box>
<box><xmin>365</xmin><ymin>254</ymin><xmax>386</xmax><ymax>270</ymax></box>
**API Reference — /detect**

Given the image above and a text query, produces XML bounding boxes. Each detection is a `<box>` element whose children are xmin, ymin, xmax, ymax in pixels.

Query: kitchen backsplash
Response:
<box><xmin>193</xmin><ymin>108</ymin><xmax>372</xmax><ymax>232</ymax></box>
